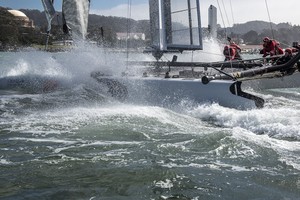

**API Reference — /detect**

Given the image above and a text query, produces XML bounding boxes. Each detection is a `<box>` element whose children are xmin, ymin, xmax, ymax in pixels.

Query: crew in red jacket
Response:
<box><xmin>275</xmin><ymin>48</ymin><xmax>293</xmax><ymax>65</ymax></box>
<box><xmin>261</xmin><ymin>37</ymin><xmax>284</xmax><ymax>57</ymax></box>
<box><xmin>229</xmin><ymin>41</ymin><xmax>242</xmax><ymax>60</ymax></box>
<box><xmin>223</xmin><ymin>45</ymin><xmax>238</xmax><ymax>61</ymax></box>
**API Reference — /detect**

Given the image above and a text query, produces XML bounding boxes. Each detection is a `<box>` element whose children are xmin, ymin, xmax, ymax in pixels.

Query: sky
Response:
<box><xmin>1</xmin><ymin>0</ymin><xmax>300</xmax><ymax>27</ymax></box>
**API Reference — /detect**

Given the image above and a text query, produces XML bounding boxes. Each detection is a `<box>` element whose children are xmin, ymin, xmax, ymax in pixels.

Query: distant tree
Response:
<box><xmin>241</xmin><ymin>30</ymin><xmax>259</xmax><ymax>45</ymax></box>
<box><xmin>0</xmin><ymin>8</ymin><xmax>19</xmax><ymax>47</ymax></box>
<box><xmin>18</xmin><ymin>27</ymin><xmax>42</xmax><ymax>46</ymax></box>
<box><xmin>0</xmin><ymin>24</ymin><xmax>19</xmax><ymax>46</ymax></box>
<box><xmin>277</xmin><ymin>28</ymin><xmax>293</xmax><ymax>47</ymax></box>
<box><xmin>87</xmin><ymin>26</ymin><xmax>117</xmax><ymax>47</ymax></box>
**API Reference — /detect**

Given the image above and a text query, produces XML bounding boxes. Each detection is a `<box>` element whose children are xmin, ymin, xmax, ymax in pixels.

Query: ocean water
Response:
<box><xmin>0</xmin><ymin>46</ymin><xmax>300</xmax><ymax>200</ymax></box>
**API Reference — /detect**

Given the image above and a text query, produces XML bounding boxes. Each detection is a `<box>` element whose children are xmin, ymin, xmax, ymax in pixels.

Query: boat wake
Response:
<box><xmin>0</xmin><ymin>50</ymin><xmax>299</xmax><ymax>122</ymax></box>
<box><xmin>1</xmin><ymin>99</ymin><xmax>300</xmax><ymax>171</ymax></box>
<box><xmin>1</xmin><ymin>80</ymin><xmax>300</xmax><ymax>142</ymax></box>
<box><xmin>1</xmin><ymin>49</ymin><xmax>300</xmax><ymax>143</ymax></box>
<box><xmin>187</xmin><ymin>100</ymin><xmax>300</xmax><ymax>141</ymax></box>
<box><xmin>0</xmin><ymin>48</ymin><xmax>124</xmax><ymax>93</ymax></box>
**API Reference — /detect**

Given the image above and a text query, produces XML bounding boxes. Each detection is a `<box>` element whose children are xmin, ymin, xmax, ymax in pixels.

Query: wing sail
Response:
<box><xmin>62</xmin><ymin>0</ymin><xmax>90</xmax><ymax>40</ymax></box>
<box><xmin>41</xmin><ymin>0</ymin><xmax>56</xmax><ymax>32</ymax></box>
<box><xmin>149</xmin><ymin>0</ymin><xmax>203</xmax><ymax>52</ymax></box>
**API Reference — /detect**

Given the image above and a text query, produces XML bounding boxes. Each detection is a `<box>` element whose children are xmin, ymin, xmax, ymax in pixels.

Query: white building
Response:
<box><xmin>8</xmin><ymin>10</ymin><xmax>35</xmax><ymax>28</ymax></box>
<box><xmin>116</xmin><ymin>32</ymin><xmax>146</xmax><ymax>40</ymax></box>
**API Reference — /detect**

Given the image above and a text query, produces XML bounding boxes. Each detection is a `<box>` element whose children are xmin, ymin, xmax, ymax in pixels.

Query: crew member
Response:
<box><xmin>261</xmin><ymin>37</ymin><xmax>284</xmax><ymax>57</ymax></box>
<box><xmin>275</xmin><ymin>48</ymin><xmax>293</xmax><ymax>65</ymax></box>
<box><xmin>229</xmin><ymin>41</ymin><xmax>242</xmax><ymax>60</ymax></box>
<box><xmin>223</xmin><ymin>45</ymin><xmax>240</xmax><ymax>61</ymax></box>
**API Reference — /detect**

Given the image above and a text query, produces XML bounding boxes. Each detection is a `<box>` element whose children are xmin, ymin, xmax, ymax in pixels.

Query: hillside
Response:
<box><xmin>229</xmin><ymin>20</ymin><xmax>293</xmax><ymax>34</ymax></box>
<box><xmin>20</xmin><ymin>9</ymin><xmax>294</xmax><ymax>35</ymax></box>
<box><xmin>1</xmin><ymin>8</ymin><xmax>300</xmax><ymax>49</ymax></box>
<box><xmin>19</xmin><ymin>9</ymin><xmax>150</xmax><ymax>37</ymax></box>
<box><xmin>13</xmin><ymin>9</ymin><xmax>298</xmax><ymax>35</ymax></box>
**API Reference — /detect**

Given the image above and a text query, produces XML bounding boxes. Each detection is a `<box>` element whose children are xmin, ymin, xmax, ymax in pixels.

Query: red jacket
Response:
<box><xmin>223</xmin><ymin>46</ymin><xmax>237</xmax><ymax>61</ymax></box>
<box><xmin>230</xmin><ymin>42</ymin><xmax>241</xmax><ymax>51</ymax></box>
<box><xmin>263</xmin><ymin>40</ymin><xmax>283</xmax><ymax>57</ymax></box>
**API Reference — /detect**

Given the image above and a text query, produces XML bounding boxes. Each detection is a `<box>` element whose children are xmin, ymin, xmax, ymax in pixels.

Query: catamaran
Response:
<box><xmin>42</xmin><ymin>0</ymin><xmax>300</xmax><ymax>109</ymax></box>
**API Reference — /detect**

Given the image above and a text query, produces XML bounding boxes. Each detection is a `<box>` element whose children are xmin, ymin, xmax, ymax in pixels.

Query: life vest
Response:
<box><xmin>263</xmin><ymin>39</ymin><xmax>284</xmax><ymax>57</ymax></box>
<box><xmin>223</xmin><ymin>45</ymin><xmax>237</xmax><ymax>61</ymax></box>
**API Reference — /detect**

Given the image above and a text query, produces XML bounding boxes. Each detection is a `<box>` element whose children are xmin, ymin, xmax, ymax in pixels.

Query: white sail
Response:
<box><xmin>41</xmin><ymin>0</ymin><xmax>56</xmax><ymax>32</ymax></box>
<box><xmin>149</xmin><ymin>0</ymin><xmax>203</xmax><ymax>52</ymax></box>
<box><xmin>62</xmin><ymin>0</ymin><xmax>90</xmax><ymax>40</ymax></box>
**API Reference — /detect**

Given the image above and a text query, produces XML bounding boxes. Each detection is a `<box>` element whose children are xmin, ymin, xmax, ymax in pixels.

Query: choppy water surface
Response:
<box><xmin>0</xmin><ymin>47</ymin><xmax>299</xmax><ymax>199</ymax></box>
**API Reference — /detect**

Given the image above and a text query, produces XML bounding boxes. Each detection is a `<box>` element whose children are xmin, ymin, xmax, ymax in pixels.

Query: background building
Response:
<box><xmin>116</xmin><ymin>32</ymin><xmax>146</xmax><ymax>41</ymax></box>
<box><xmin>8</xmin><ymin>10</ymin><xmax>35</xmax><ymax>28</ymax></box>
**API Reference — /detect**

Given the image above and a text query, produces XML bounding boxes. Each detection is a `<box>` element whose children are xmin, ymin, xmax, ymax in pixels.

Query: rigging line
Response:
<box><xmin>229</xmin><ymin>0</ymin><xmax>235</xmax><ymax>25</ymax></box>
<box><xmin>171</xmin><ymin>7</ymin><xmax>197</xmax><ymax>14</ymax></box>
<box><xmin>221</xmin><ymin>0</ymin><xmax>231</xmax><ymax>27</ymax></box>
<box><xmin>229</xmin><ymin>0</ymin><xmax>242</xmax><ymax>73</ymax></box>
<box><xmin>229</xmin><ymin>0</ymin><xmax>237</xmax><ymax>43</ymax></box>
<box><xmin>216</xmin><ymin>0</ymin><xmax>233</xmax><ymax>70</ymax></box>
<box><xmin>216</xmin><ymin>0</ymin><xmax>227</xmax><ymax>36</ymax></box>
<box><xmin>126</xmin><ymin>0</ymin><xmax>132</xmax><ymax>70</ymax></box>
<box><xmin>222</xmin><ymin>0</ymin><xmax>235</xmax><ymax>72</ymax></box>
<box><xmin>264</xmin><ymin>0</ymin><xmax>275</xmax><ymax>39</ymax></box>
<box><xmin>229</xmin><ymin>0</ymin><xmax>240</xmax><ymax>47</ymax></box>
